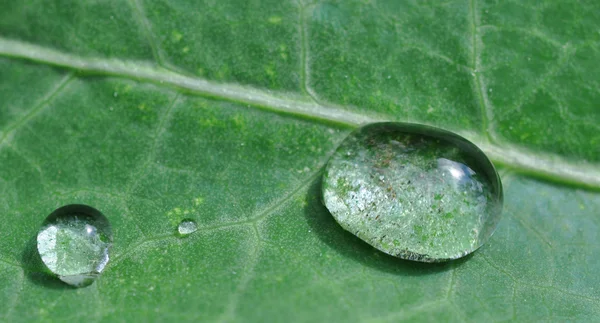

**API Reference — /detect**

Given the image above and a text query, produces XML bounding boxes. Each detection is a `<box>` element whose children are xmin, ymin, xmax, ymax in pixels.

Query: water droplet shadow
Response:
<box><xmin>21</xmin><ymin>234</ymin><xmax>76</xmax><ymax>290</ymax></box>
<box><xmin>304</xmin><ymin>174</ymin><xmax>470</xmax><ymax>276</ymax></box>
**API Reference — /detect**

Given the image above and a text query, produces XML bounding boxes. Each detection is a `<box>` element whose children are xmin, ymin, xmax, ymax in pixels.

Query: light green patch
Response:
<box><xmin>217</xmin><ymin>65</ymin><xmax>230</xmax><ymax>80</ymax></box>
<box><xmin>265</xmin><ymin>65</ymin><xmax>276</xmax><ymax>78</ymax></box>
<box><xmin>279</xmin><ymin>44</ymin><xmax>288</xmax><ymax>60</ymax></box>
<box><xmin>171</xmin><ymin>30</ymin><xmax>183</xmax><ymax>43</ymax></box>
<box><xmin>166</xmin><ymin>198</ymin><xmax>205</xmax><ymax>226</ymax></box>
<box><xmin>233</xmin><ymin>114</ymin><xmax>246</xmax><ymax>128</ymax></box>
<box><xmin>193</xmin><ymin>197</ymin><xmax>204</xmax><ymax>207</ymax></box>
<box><xmin>268</xmin><ymin>16</ymin><xmax>282</xmax><ymax>24</ymax></box>
<box><xmin>198</xmin><ymin>116</ymin><xmax>221</xmax><ymax>128</ymax></box>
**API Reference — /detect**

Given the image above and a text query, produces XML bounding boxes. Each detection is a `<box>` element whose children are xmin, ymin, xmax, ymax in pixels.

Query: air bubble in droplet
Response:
<box><xmin>37</xmin><ymin>204</ymin><xmax>112</xmax><ymax>287</ymax></box>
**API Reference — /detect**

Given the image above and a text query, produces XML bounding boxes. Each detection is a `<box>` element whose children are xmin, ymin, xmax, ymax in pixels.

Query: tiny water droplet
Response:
<box><xmin>177</xmin><ymin>219</ymin><xmax>198</xmax><ymax>236</ymax></box>
<box><xmin>322</xmin><ymin>122</ymin><xmax>503</xmax><ymax>262</ymax></box>
<box><xmin>37</xmin><ymin>204</ymin><xmax>112</xmax><ymax>287</ymax></box>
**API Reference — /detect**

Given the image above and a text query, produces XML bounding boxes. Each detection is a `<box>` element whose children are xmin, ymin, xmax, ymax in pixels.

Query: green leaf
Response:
<box><xmin>1</xmin><ymin>0</ymin><xmax>598</xmax><ymax>321</ymax></box>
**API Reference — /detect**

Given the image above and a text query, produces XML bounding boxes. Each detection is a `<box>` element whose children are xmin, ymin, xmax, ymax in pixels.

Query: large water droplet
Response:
<box><xmin>322</xmin><ymin>122</ymin><xmax>503</xmax><ymax>262</ymax></box>
<box><xmin>177</xmin><ymin>219</ymin><xmax>198</xmax><ymax>236</ymax></box>
<box><xmin>37</xmin><ymin>204</ymin><xmax>112</xmax><ymax>287</ymax></box>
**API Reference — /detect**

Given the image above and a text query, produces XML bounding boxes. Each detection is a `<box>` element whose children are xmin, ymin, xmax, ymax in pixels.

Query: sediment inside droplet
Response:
<box><xmin>322</xmin><ymin>122</ymin><xmax>503</xmax><ymax>262</ymax></box>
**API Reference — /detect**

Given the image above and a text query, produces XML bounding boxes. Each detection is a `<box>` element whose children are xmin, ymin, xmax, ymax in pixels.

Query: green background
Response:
<box><xmin>0</xmin><ymin>0</ymin><xmax>599</xmax><ymax>321</ymax></box>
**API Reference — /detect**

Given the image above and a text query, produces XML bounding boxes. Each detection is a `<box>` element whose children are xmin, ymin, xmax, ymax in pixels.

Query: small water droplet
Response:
<box><xmin>37</xmin><ymin>204</ymin><xmax>112</xmax><ymax>287</ymax></box>
<box><xmin>177</xmin><ymin>219</ymin><xmax>198</xmax><ymax>236</ymax></box>
<box><xmin>322</xmin><ymin>122</ymin><xmax>503</xmax><ymax>262</ymax></box>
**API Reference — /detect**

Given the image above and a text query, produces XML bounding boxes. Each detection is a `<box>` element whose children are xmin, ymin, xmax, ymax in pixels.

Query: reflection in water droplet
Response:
<box><xmin>37</xmin><ymin>204</ymin><xmax>112</xmax><ymax>287</ymax></box>
<box><xmin>177</xmin><ymin>219</ymin><xmax>198</xmax><ymax>236</ymax></box>
<box><xmin>322</xmin><ymin>122</ymin><xmax>503</xmax><ymax>262</ymax></box>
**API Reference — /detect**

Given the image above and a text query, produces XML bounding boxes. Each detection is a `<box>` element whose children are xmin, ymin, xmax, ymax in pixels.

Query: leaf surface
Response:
<box><xmin>0</xmin><ymin>0</ymin><xmax>599</xmax><ymax>321</ymax></box>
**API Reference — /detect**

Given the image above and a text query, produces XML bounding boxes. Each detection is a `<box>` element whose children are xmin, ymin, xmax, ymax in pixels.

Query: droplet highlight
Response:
<box><xmin>322</xmin><ymin>122</ymin><xmax>503</xmax><ymax>262</ymax></box>
<box><xmin>177</xmin><ymin>219</ymin><xmax>198</xmax><ymax>236</ymax></box>
<box><xmin>37</xmin><ymin>204</ymin><xmax>112</xmax><ymax>287</ymax></box>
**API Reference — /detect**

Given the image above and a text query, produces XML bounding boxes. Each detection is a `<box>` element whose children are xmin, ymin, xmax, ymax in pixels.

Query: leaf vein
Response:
<box><xmin>217</xmin><ymin>226</ymin><xmax>262</xmax><ymax>322</ymax></box>
<box><xmin>122</xmin><ymin>94</ymin><xmax>180</xmax><ymax>240</ymax></box>
<box><xmin>127</xmin><ymin>0</ymin><xmax>166</xmax><ymax>66</ymax></box>
<box><xmin>468</xmin><ymin>0</ymin><xmax>495</xmax><ymax>140</ymax></box>
<box><xmin>478</xmin><ymin>25</ymin><xmax>563</xmax><ymax>48</ymax></box>
<box><xmin>0</xmin><ymin>73</ymin><xmax>73</xmax><ymax>148</ymax></box>
<box><xmin>112</xmin><ymin>170</ymin><xmax>317</xmax><ymax>265</ymax></box>
<box><xmin>298</xmin><ymin>3</ymin><xmax>320</xmax><ymax>104</ymax></box>
<box><xmin>505</xmin><ymin>44</ymin><xmax>576</xmax><ymax>116</ymax></box>
<box><xmin>3</xmin><ymin>267</ymin><xmax>25</xmax><ymax>320</ymax></box>
<box><xmin>1</xmin><ymin>37</ymin><xmax>600</xmax><ymax>189</ymax></box>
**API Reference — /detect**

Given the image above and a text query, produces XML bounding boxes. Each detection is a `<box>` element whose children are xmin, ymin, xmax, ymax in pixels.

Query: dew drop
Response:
<box><xmin>37</xmin><ymin>204</ymin><xmax>112</xmax><ymax>287</ymax></box>
<box><xmin>322</xmin><ymin>122</ymin><xmax>503</xmax><ymax>262</ymax></box>
<box><xmin>177</xmin><ymin>219</ymin><xmax>198</xmax><ymax>236</ymax></box>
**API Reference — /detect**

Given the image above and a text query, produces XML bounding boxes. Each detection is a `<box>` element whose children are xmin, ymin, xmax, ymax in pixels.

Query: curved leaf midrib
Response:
<box><xmin>0</xmin><ymin>37</ymin><xmax>598</xmax><ymax>190</ymax></box>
